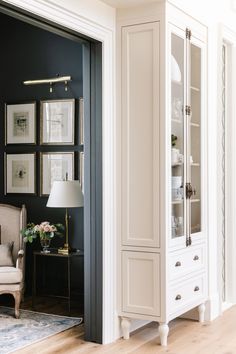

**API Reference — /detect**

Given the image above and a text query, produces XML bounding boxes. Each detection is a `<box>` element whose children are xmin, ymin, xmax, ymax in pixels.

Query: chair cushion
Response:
<box><xmin>0</xmin><ymin>267</ymin><xmax>22</xmax><ymax>284</ymax></box>
<box><xmin>0</xmin><ymin>243</ymin><xmax>14</xmax><ymax>266</ymax></box>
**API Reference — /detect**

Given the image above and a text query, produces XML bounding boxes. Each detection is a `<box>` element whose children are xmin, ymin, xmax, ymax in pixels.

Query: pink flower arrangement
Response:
<box><xmin>34</xmin><ymin>222</ymin><xmax>57</xmax><ymax>233</ymax></box>
<box><xmin>21</xmin><ymin>221</ymin><xmax>64</xmax><ymax>243</ymax></box>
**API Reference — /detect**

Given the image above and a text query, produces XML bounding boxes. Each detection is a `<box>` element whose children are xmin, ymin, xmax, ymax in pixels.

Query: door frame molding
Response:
<box><xmin>2</xmin><ymin>0</ymin><xmax>116</xmax><ymax>344</ymax></box>
<box><xmin>218</xmin><ymin>24</ymin><xmax>236</xmax><ymax>309</ymax></box>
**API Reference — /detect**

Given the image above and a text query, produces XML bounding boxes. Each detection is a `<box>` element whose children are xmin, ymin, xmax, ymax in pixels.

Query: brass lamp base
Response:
<box><xmin>58</xmin><ymin>243</ymin><xmax>70</xmax><ymax>255</ymax></box>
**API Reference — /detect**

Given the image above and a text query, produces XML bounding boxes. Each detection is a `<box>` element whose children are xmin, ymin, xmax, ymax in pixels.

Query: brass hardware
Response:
<box><xmin>185</xmin><ymin>105</ymin><xmax>191</xmax><ymax>116</ymax></box>
<box><xmin>193</xmin><ymin>255</ymin><xmax>199</xmax><ymax>261</ymax></box>
<box><xmin>194</xmin><ymin>286</ymin><xmax>200</xmax><ymax>292</ymax></box>
<box><xmin>175</xmin><ymin>294</ymin><xmax>182</xmax><ymax>300</ymax></box>
<box><xmin>186</xmin><ymin>235</ymin><xmax>192</xmax><ymax>247</ymax></box>
<box><xmin>175</xmin><ymin>261</ymin><xmax>181</xmax><ymax>267</ymax></box>
<box><xmin>186</xmin><ymin>28</ymin><xmax>192</xmax><ymax>40</ymax></box>
<box><xmin>186</xmin><ymin>183</ymin><xmax>194</xmax><ymax>199</ymax></box>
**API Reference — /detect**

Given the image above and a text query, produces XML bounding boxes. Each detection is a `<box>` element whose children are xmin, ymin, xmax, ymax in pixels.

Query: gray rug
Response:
<box><xmin>0</xmin><ymin>306</ymin><xmax>83</xmax><ymax>354</ymax></box>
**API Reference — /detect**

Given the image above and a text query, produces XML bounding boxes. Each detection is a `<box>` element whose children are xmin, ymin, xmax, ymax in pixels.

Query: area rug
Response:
<box><xmin>0</xmin><ymin>306</ymin><xmax>83</xmax><ymax>354</ymax></box>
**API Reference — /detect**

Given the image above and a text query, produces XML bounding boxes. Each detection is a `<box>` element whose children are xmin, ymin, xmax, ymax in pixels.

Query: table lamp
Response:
<box><xmin>47</xmin><ymin>180</ymin><xmax>84</xmax><ymax>254</ymax></box>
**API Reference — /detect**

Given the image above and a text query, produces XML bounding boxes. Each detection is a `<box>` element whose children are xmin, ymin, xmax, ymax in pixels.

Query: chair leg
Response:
<box><xmin>13</xmin><ymin>291</ymin><xmax>21</xmax><ymax>319</ymax></box>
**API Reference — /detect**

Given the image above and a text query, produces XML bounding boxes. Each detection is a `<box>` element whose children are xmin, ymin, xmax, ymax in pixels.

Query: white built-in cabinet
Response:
<box><xmin>118</xmin><ymin>2</ymin><xmax>207</xmax><ymax>346</ymax></box>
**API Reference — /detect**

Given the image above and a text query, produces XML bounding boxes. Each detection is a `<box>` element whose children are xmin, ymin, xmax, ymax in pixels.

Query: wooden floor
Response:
<box><xmin>7</xmin><ymin>305</ymin><xmax>236</xmax><ymax>353</ymax></box>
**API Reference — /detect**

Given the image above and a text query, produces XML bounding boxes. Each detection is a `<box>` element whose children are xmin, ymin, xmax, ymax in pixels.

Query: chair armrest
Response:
<box><xmin>16</xmin><ymin>250</ymin><xmax>24</xmax><ymax>270</ymax></box>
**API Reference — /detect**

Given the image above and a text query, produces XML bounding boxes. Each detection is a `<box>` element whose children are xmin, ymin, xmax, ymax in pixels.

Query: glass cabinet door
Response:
<box><xmin>189</xmin><ymin>42</ymin><xmax>202</xmax><ymax>235</ymax></box>
<box><xmin>171</xmin><ymin>32</ymin><xmax>185</xmax><ymax>239</ymax></box>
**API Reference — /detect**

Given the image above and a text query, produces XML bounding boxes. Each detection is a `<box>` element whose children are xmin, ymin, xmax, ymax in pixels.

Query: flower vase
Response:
<box><xmin>40</xmin><ymin>238</ymin><xmax>51</xmax><ymax>253</ymax></box>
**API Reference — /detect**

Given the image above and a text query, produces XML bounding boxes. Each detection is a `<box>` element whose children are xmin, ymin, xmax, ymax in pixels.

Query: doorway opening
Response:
<box><xmin>0</xmin><ymin>3</ymin><xmax>103</xmax><ymax>343</ymax></box>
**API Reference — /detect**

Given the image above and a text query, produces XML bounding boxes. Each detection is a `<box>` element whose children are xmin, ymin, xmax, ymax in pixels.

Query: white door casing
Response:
<box><xmin>218</xmin><ymin>24</ymin><xmax>236</xmax><ymax>308</ymax></box>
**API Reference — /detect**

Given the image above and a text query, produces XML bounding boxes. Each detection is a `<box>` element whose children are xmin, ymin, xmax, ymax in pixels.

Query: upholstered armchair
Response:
<box><xmin>0</xmin><ymin>204</ymin><xmax>27</xmax><ymax>318</ymax></box>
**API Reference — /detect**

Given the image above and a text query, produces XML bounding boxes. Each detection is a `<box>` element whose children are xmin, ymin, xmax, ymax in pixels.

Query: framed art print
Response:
<box><xmin>40</xmin><ymin>152</ymin><xmax>74</xmax><ymax>196</ymax></box>
<box><xmin>40</xmin><ymin>99</ymin><xmax>75</xmax><ymax>145</ymax></box>
<box><xmin>5</xmin><ymin>153</ymin><xmax>36</xmax><ymax>194</ymax></box>
<box><xmin>5</xmin><ymin>102</ymin><xmax>36</xmax><ymax>144</ymax></box>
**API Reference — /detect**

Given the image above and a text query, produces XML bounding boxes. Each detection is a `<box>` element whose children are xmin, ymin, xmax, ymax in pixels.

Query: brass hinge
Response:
<box><xmin>186</xmin><ymin>28</ymin><xmax>192</xmax><ymax>40</ymax></box>
<box><xmin>185</xmin><ymin>105</ymin><xmax>191</xmax><ymax>116</ymax></box>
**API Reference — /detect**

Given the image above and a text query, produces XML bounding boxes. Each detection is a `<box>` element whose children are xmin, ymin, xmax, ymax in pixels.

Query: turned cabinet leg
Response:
<box><xmin>198</xmin><ymin>303</ymin><xmax>206</xmax><ymax>323</ymax></box>
<box><xmin>159</xmin><ymin>322</ymin><xmax>169</xmax><ymax>346</ymax></box>
<box><xmin>13</xmin><ymin>291</ymin><xmax>21</xmax><ymax>319</ymax></box>
<box><xmin>121</xmin><ymin>317</ymin><xmax>131</xmax><ymax>339</ymax></box>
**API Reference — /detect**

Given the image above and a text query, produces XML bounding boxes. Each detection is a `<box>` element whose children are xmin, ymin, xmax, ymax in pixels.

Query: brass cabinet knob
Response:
<box><xmin>194</xmin><ymin>286</ymin><xmax>200</xmax><ymax>292</ymax></box>
<box><xmin>175</xmin><ymin>261</ymin><xmax>181</xmax><ymax>267</ymax></box>
<box><xmin>175</xmin><ymin>294</ymin><xmax>182</xmax><ymax>300</ymax></box>
<box><xmin>193</xmin><ymin>255</ymin><xmax>199</xmax><ymax>261</ymax></box>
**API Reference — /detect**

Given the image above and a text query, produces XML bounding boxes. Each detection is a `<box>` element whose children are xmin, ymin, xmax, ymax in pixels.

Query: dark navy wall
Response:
<box><xmin>0</xmin><ymin>12</ymin><xmax>84</xmax><ymax>293</ymax></box>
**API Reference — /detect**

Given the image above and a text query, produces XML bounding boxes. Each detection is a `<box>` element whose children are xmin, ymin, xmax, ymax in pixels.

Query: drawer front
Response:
<box><xmin>169</xmin><ymin>245</ymin><xmax>205</xmax><ymax>280</ymax></box>
<box><xmin>169</xmin><ymin>274</ymin><xmax>206</xmax><ymax>313</ymax></box>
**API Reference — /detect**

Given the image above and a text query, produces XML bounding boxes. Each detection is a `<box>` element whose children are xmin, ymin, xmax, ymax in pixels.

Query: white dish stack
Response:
<box><xmin>172</xmin><ymin>176</ymin><xmax>183</xmax><ymax>200</ymax></box>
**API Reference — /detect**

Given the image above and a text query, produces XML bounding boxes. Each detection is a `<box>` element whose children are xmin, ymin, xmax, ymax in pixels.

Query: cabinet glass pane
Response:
<box><xmin>190</xmin><ymin>43</ymin><xmax>201</xmax><ymax>234</ymax></box>
<box><xmin>171</xmin><ymin>33</ymin><xmax>185</xmax><ymax>239</ymax></box>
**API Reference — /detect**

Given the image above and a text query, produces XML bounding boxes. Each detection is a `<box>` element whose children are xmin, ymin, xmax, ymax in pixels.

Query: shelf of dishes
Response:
<box><xmin>172</xmin><ymin>176</ymin><xmax>200</xmax><ymax>204</ymax></box>
<box><xmin>171</xmin><ymin>148</ymin><xmax>199</xmax><ymax>166</ymax></box>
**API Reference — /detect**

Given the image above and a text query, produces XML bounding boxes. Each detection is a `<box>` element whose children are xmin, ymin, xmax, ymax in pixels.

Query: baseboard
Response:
<box><xmin>221</xmin><ymin>302</ymin><xmax>233</xmax><ymax>312</ymax></box>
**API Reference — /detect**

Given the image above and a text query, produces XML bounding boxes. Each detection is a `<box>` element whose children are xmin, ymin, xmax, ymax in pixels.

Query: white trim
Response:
<box><xmin>2</xmin><ymin>0</ymin><xmax>116</xmax><ymax>344</ymax></box>
<box><xmin>218</xmin><ymin>24</ymin><xmax>236</xmax><ymax>308</ymax></box>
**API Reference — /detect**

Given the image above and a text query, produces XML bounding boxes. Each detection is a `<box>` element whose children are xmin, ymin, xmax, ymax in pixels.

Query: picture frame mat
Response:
<box><xmin>41</xmin><ymin>99</ymin><xmax>75</xmax><ymax>145</ymax></box>
<box><xmin>41</xmin><ymin>152</ymin><xmax>75</xmax><ymax>196</ymax></box>
<box><xmin>6</xmin><ymin>102</ymin><xmax>36</xmax><ymax>145</ymax></box>
<box><xmin>6</xmin><ymin>153</ymin><xmax>36</xmax><ymax>194</ymax></box>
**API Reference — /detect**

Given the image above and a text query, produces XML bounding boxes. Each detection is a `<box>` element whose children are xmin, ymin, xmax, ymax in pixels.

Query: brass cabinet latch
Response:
<box><xmin>186</xmin><ymin>183</ymin><xmax>193</xmax><ymax>199</ymax></box>
<box><xmin>186</xmin><ymin>28</ymin><xmax>192</xmax><ymax>40</ymax></box>
<box><xmin>186</xmin><ymin>183</ymin><xmax>196</xmax><ymax>199</ymax></box>
<box><xmin>185</xmin><ymin>105</ymin><xmax>191</xmax><ymax>116</ymax></box>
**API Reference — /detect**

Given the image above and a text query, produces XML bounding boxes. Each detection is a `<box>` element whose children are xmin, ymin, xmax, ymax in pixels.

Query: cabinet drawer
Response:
<box><xmin>169</xmin><ymin>274</ymin><xmax>206</xmax><ymax>313</ymax></box>
<box><xmin>169</xmin><ymin>245</ymin><xmax>205</xmax><ymax>280</ymax></box>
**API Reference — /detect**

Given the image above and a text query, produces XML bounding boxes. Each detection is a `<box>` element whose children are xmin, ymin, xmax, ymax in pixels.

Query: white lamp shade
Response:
<box><xmin>47</xmin><ymin>180</ymin><xmax>84</xmax><ymax>208</ymax></box>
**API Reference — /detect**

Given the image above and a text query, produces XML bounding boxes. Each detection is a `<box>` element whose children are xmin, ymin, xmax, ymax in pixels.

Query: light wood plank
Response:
<box><xmin>10</xmin><ymin>305</ymin><xmax>236</xmax><ymax>353</ymax></box>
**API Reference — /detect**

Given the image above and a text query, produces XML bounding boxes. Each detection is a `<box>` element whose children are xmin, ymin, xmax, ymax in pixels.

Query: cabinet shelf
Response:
<box><xmin>191</xmin><ymin>163</ymin><xmax>200</xmax><ymax>167</ymax></box>
<box><xmin>191</xmin><ymin>199</ymin><xmax>200</xmax><ymax>203</ymax></box>
<box><xmin>172</xmin><ymin>199</ymin><xmax>183</xmax><ymax>205</ymax></box>
<box><xmin>191</xmin><ymin>85</ymin><xmax>200</xmax><ymax>92</ymax></box>
<box><xmin>172</xmin><ymin>198</ymin><xmax>200</xmax><ymax>204</ymax></box>
<box><xmin>191</xmin><ymin>122</ymin><xmax>200</xmax><ymax>128</ymax></box>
